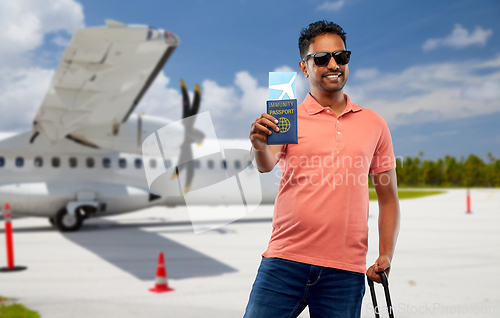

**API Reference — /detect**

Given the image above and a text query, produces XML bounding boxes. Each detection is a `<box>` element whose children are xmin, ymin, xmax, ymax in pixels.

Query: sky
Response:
<box><xmin>0</xmin><ymin>0</ymin><xmax>499</xmax><ymax>160</ymax></box>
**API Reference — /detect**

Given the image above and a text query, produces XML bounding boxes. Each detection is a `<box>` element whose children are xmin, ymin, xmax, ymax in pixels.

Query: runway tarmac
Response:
<box><xmin>0</xmin><ymin>189</ymin><xmax>499</xmax><ymax>317</ymax></box>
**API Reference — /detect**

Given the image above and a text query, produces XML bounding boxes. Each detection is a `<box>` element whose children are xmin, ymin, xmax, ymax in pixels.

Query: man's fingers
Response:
<box><xmin>260</xmin><ymin>113</ymin><xmax>279</xmax><ymax>124</ymax></box>
<box><xmin>253</xmin><ymin>122</ymin><xmax>275</xmax><ymax>135</ymax></box>
<box><xmin>366</xmin><ymin>266</ymin><xmax>382</xmax><ymax>284</ymax></box>
<box><xmin>249</xmin><ymin>113</ymin><xmax>279</xmax><ymax>151</ymax></box>
<box><xmin>253</xmin><ymin>118</ymin><xmax>280</xmax><ymax>134</ymax></box>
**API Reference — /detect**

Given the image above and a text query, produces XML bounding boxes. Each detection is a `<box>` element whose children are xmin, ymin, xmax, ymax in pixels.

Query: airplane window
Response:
<box><xmin>194</xmin><ymin>160</ymin><xmax>200</xmax><ymax>169</ymax></box>
<box><xmin>52</xmin><ymin>157</ymin><xmax>60</xmax><ymax>168</ymax></box>
<box><xmin>34</xmin><ymin>157</ymin><xmax>43</xmax><ymax>167</ymax></box>
<box><xmin>234</xmin><ymin>160</ymin><xmax>241</xmax><ymax>169</ymax></box>
<box><xmin>165</xmin><ymin>159</ymin><xmax>172</xmax><ymax>169</ymax></box>
<box><xmin>222</xmin><ymin>160</ymin><xmax>227</xmax><ymax>169</ymax></box>
<box><xmin>102</xmin><ymin>158</ymin><xmax>111</xmax><ymax>168</ymax></box>
<box><xmin>86</xmin><ymin>158</ymin><xmax>95</xmax><ymax>168</ymax></box>
<box><xmin>69</xmin><ymin>157</ymin><xmax>77</xmax><ymax>168</ymax></box>
<box><xmin>0</xmin><ymin>157</ymin><xmax>4</xmax><ymax>167</ymax></box>
<box><xmin>119</xmin><ymin>158</ymin><xmax>127</xmax><ymax>168</ymax></box>
<box><xmin>134</xmin><ymin>158</ymin><xmax>143</xmax><ymax>169</ymax></box>
<box><xmin>208</xmin><ymin>160</ymin><xmax>214</xmax><ymax>169</ymax></box>
<box><xmin>149</xmin><ymin>159</ymin><xmax>157</xmax><ymax>168</ymax></box>
<box><xmin>15</xmin><ymin>157</ymin><xmax>24</xmax><ymax>167</ymax></box>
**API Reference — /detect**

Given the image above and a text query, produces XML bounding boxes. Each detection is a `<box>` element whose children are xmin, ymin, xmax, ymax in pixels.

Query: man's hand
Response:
<box><xmin>249</xmin><ymin>113</ymin><xmax>284</xmax><ymax>173</ymax></box>
<box><xmin>366</xmin><ymin>255</ymin><xmax>391</xmax><ymax>284</ymax></box>
<box><xmin>249</xmin><ymin>113</ymin><xmax>279</xmax><ymax>151</ymax></box>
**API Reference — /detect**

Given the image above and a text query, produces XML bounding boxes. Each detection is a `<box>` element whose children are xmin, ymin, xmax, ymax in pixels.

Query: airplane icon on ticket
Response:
<box><xmin>269</xmin><ymin>72</ymin><xmax>297</xmax><ymax>100</ymax></box>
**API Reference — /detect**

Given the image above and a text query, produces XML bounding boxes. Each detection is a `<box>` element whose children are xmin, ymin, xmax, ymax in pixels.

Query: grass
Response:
<box><xmin>369</xmin><ymin>190</ymin><xmax>445</xmax><ymax>201</ymax></box>
<box><xmin>0</xmin><ymin>296</ymin><xmax>40</xmax><ymax>318</ymax></box>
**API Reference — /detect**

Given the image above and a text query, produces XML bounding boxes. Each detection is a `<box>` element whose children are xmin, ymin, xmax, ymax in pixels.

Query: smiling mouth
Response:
<box><xmin>324</xmin><ymin>73</ymin><xmax>341</xmax><ymax>79</ymax></box>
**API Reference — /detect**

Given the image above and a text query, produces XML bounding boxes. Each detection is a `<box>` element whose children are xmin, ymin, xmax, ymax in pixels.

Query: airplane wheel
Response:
<box><xmin>49</xmin><ymin>217</ymin><xmax>55</xmax><ymax>226</ymax></box>
<box><xmin>55</xmin><ymin>208</ymin><xmax>83</xmax><ymax>232</ymax></box>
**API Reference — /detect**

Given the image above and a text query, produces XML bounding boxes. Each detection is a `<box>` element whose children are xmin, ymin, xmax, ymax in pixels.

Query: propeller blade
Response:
<box><xmin>180</xmin><ymin>79</ymin><xmax>190</xmax><ymax>119</ymax></box>
<box><xmin>190</xmin><ymin>84</ymin><xmax>201</xmax><ymax>117</ymax></box>
<box><xmin>183</xmin><ymin>158</ymin><xmax>195</xmax><ymax>194</ymax></box>
<box><xmin>170</xmin><ymin>141</ymin><xmax>192</xmax><ymax>179</ymax></box>
<box><xmin>174</xmin><ymin>79</ymin><xmax>204</xmax><ymax>194</ymax></box>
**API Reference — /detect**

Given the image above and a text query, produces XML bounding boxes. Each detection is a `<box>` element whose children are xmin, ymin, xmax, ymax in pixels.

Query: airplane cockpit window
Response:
<box><xmin>52</xmin><ymin>157</ymin><xmax>60</xmax><ymax>168</ymax></box>
<box><xmin>119</xmin><ymin>158</ymin><xmax>127</xmax><ymax>168</ymax></box>
<box><xmin>149</xmin><ymin>159</ymin><xmax>157</xmax><ymax>169</ymax></box>
<box><xmin>208</xmin><ymin>160</ymin><xmax>214</xmax><ymax>169</ymax></box>
<box><xmin>0</xmin><ymin>157</ymin><xmax>4</xmax><ymax>167</ymax></box>
<box><xmin>15</xmin><ymin>157</ymin><xmax>24</xmax><ymax>167</ymax></box>
<box><xmin>134</xmin><ymin>158</ymin><xmax>143</xmax><ymax>169</ymax></box>
<box><xmin>102</xmin><ymin>158</ymin><xmax>111</xmax><ymax>168</ymax></box>
<box><xmin>234</xmin><ymin>160</ymin><xmax>241</xmax><ymax>169</ymax></box>
<box><xmin>34</xmin><ymin>157</ymin><xmax>43</xmax><ymax>167</ymax></box>
<box><xmin>194</xmin><ymin>160</ymin><xmax>200</xmax><ymax>169</ymax></box>
<box><xmin>86</xmin><ymin>158</ymin><xmax>95</xmax><ymax>168</ymax></box>
<box><xmin>165</xmin><ymin>159</ymin><xmax>172</xmax><ymax>169</ymax></box>
<box><xmin>222</xmin><ymin>160</ymin><xmax>227</xmax><ymax>169</ymax></box>
<box><xmin>69</xmin><ymin>157</ymin><xmax>77</xmax><ymax>168</ymax></box>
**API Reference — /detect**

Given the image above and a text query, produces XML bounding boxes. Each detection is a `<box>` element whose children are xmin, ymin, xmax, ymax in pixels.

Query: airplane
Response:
<box><xmin>0</xmin><ymin>20</ymin><xmax>280</xmax><ymax>232</ymax></box>
<box><xmin>269</xmin><ymin>73</ymin><xmax>296</xmax><ymax>100</ymax></box>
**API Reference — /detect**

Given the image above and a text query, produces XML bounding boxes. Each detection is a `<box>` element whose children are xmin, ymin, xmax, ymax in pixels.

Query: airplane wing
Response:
<box><xmin>34</xmin><ymin>20</ymin><xmax>179</xmax><ymax>142</ymax></box>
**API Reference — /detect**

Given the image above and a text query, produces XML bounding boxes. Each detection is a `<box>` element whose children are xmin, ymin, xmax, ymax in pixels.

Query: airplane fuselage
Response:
<box><xmin>0</xmin><ymin>115</ymin><xmax>280</xmax><ymax>224</ymax></box>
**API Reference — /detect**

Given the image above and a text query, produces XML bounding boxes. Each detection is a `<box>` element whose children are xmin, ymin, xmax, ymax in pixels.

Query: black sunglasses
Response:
<box><xmin>303</xmin><ymin>50</ymin><xmax>351</xmax><ymax>66</ymax></box>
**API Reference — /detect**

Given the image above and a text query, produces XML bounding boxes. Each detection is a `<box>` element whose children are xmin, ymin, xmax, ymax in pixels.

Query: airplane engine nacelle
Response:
<box><xmin>0</xmin><ymin>181</ymin><xmax>156</xmax><ymax>218</ymax></box>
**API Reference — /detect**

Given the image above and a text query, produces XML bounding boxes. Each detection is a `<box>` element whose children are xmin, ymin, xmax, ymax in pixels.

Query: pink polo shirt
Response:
<box><xmin>263</xmin><ymin>93</ymin><xmax>395</xmax><ymax>274</ymax></box>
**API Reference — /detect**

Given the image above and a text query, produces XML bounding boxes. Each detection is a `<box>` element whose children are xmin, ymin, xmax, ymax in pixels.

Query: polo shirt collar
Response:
<box><xmin>303</xmin><ymin>93</ymin><xmax>362</xmax><ymax>116</ymax></box>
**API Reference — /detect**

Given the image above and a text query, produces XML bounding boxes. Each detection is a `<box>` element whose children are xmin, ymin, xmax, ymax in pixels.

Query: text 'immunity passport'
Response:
<box><xmin>267</xmin><ymin>72</ymin><xmax>298</xmax><ymax>145</ymax></box>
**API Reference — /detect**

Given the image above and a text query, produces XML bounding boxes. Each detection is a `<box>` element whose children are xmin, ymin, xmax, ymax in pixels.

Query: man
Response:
<box><xmin>245</xmin><ymin>20</ymin><xmax>400</xmax><ymax>318</ymax></box>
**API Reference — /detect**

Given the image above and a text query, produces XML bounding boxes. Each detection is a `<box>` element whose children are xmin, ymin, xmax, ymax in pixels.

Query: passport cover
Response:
<box><xmin>266</xmin><ymin>99</ymin><xmax>298</xmax><ymax>145</ymax></box>
<box><xmin>267</xmin><ymin>72</ymin><xmax>298</xmax><ymax>145</ymax></box>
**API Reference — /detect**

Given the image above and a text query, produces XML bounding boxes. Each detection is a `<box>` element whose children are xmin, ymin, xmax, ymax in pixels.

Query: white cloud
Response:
<box><xmin>347</xmin><ymin>55</ymin><xmax>500</xmax><ymax>127</ymax></box>
<box><xmin>354</xmin><ymin>68</ymin><xmax>380</xmax><ymax>80</ymax></box>
<box><xmin>234</xmin><ymin>71</ymin><xmax>268</xmax><ymax>116</ymax></box>
<box><xmin>422</xmin><ymin>24</ymin><xmax>493</xmax><ymax>51</ymax></box>
<box><xmin>0</xmin><ymin>0</ymin><xmax>84</xmax><ymax>131</ymax></box>
<box><xmin>135</xmin><ymin>66</ymin><xmax>309</xmax><ymax>138</ymax></box>
<box><xmin>52</xmin><ymin>35</ymin><xmax>71</xmax><ymax>47</ymax></box>
<box><xmin>316</xmin><ymin>0</ymin><xmax>345</xmax><ymax>12</ymax></box>
<box><xmin>135</xmin><ymin>72</ymin><xmax>183</xmax><ymax>120</ymax></box>
<box><xmin>0</xmin><ymin>0</ymin><xmax>84</xmax><ymax>65</ymax></box>
<box><xmin>462</xmin><ymin>81</ymin><xmax>500</xmax><ymax>101</ymax></box>
<box><xmin>0</xmin><ymin>67</ymin><xmax>53</xmax><ymax>131</ymax></box>
<box><xmin>137</xmin><ymin>55</ymin><xmax>500</xmax><ymax>138</ymax></box>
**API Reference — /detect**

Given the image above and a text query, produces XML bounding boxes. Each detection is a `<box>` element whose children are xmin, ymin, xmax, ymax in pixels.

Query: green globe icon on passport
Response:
<box><xmin>278</xmin><ymin>117</ymin><xmax>291</xmax><ymax>133</ymax></box>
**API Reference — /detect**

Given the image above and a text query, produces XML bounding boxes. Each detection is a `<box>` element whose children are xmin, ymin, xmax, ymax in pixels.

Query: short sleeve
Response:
<box><xmin>369</xmin><ymin>120</ymin><xmax>396</xmax><ymax>175</ymax></box>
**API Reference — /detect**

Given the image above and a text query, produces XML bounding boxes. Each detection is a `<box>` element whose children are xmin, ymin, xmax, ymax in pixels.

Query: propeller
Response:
<box><xmin>171</xmin><ymin>79</ymin><xmax>204</xmax><ymax>193</ymax></box>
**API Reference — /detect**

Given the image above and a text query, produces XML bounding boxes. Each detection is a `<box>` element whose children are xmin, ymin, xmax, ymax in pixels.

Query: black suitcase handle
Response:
<box><xmin>367</xmin><ymin>271</ymin><xmax>394</xmax><ymax>318</ymax></box>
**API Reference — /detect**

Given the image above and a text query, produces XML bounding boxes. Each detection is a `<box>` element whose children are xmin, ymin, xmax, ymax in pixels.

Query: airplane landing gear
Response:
<box><xmin>55</xmin><ymin>208</ymin><xmax>83</xmax><ymax>232</ymax></box>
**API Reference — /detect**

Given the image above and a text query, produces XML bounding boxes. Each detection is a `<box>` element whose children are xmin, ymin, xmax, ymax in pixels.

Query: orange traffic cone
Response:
<box><xmin>149</xmin><ymin>252</ymin><xmax>174</xmax><ymax>293</ymax></box>
<box><xmin>1</xmin><ymin>202</ymin><xmax>27</xmax><ymax>272</ymax></box>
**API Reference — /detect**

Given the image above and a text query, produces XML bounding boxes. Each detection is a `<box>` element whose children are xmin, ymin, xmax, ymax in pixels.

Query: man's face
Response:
<box><xmin>299</xmin><ymin>33</ymin><xmax>349</xmax><ymax>93</ymax></box>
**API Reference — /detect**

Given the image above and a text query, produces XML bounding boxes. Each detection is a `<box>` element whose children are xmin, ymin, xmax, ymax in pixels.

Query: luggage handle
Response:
<box><xmin>367</xmin><ymin>271</ymin><xmax>394</xmax><ymax>318</ymax></box>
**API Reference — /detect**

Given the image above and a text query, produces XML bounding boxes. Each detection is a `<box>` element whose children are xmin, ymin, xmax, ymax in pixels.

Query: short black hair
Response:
<box><xmin>298</xmin><ymin>20</ymin><xmax>347</xmax><ymax>60</ymax></box>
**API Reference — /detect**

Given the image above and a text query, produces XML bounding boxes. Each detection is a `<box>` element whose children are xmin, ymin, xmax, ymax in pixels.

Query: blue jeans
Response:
<box><xmin>244</xmin><ymin>257</ymin><xmax>365</xmax><ymax>318</ymax></box>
